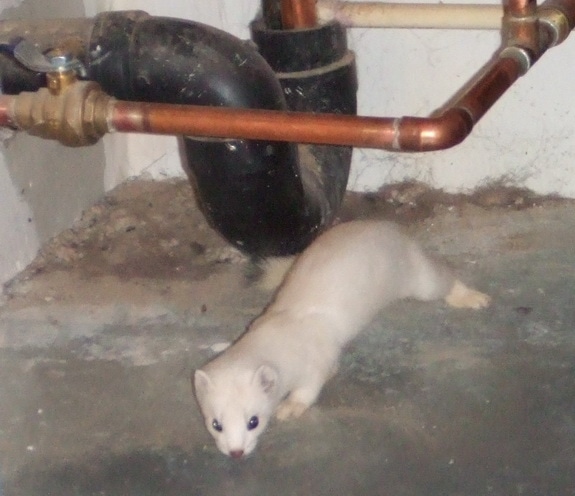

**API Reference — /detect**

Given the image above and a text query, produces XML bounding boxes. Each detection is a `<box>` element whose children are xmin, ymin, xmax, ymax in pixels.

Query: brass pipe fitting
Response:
<box><xmin>5</xmin><ymin>79</ymin><xmax>111</xmax><ymax>147</ymax></box>
<box><xmin>538</xmin><ymin>0</ymin><xmax>575</xmax><ymax>46</ymax></box>
<box><xmin>44</xmin><ymin>49</ymin><xmax>84</xmax><ymax>96</ymax></box>
<box><xmin>503</xmin><ymin>0</ymin><xmax>540</xmax><ymax>58</ymax></box>
<box><xmin>540</xmin><ymin>0</ymin><xmax>575</xmax><ymax>31</ymax></box>
<box><xmin>46</xmin><ymin>70</ymin><xmax>78</xmax><ymax>96</ymax></box>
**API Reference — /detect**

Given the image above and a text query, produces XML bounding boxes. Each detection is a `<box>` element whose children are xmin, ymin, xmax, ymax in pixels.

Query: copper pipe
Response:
<box><xmin>109</xmin><ymin>100</ymin><xmax>398</xmax><ymax>148</ymax></box>
<box><xmin>281</xmin><ymin>0</ymin><xmax>318</xmax><ymax>28</ymax></box>
<box><xmin>449</xmin><ymin>56</ymin><xmax>523</xmax><ymax>124</ymax></box>
<box><xmin>507</xmin><ymin>0</ymin><xmax>537</xmax><ymax>16</ymax></box>
<box><xmin>101</xmin><ymin>54</ymin><xmax>522</xmax><ymax>152</ymax></box>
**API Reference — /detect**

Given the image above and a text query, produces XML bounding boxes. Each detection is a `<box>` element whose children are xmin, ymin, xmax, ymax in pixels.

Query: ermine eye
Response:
<box><xmin>212</xmin><ymin>419</ymin><xmax>223</xmax><ymax>432</ymax></box>
<box><xmin>247</xmin><ymin>416</ymin><xmax>259</xmax><ymax>431</ymax></box>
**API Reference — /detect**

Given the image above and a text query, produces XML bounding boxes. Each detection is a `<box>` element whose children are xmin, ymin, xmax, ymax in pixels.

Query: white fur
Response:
<box><xmin>194</xmin><ymin>220</ymin><xmax>490</xmax><ymax>458</ymax></box>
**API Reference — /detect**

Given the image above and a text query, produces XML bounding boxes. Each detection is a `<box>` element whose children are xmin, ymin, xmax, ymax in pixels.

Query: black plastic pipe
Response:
<box><xmin>251</xmin><ymin>18</ymin><xmax>357</xmax><ymax>232</ymax></box>
<box><xmin>0</xmin><ymin>10</ymin><xmax>357</xmax><ymax>256</ymax></box>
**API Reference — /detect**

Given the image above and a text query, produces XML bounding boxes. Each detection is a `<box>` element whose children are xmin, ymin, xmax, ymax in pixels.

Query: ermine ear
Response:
<box><xmin>253</xmin><ymin>364</ymin><xmax>278</xmax><ymax>394</ymax></box>
<box><xmin>194</xmin><ymin>369</ymin><xmax>213</xmax><ymax>396</ymax></box>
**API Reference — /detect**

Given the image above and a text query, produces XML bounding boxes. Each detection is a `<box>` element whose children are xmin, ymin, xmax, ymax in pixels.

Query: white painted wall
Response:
<box><xmin>0</xmin><ymin>0</ymin><xmax>574</xmax><ymax>283</ymax></box>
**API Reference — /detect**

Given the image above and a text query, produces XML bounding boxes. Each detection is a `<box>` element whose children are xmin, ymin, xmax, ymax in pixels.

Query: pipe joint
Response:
<box><xmin>499</xmin><ymin>45</ymin><xmax>533</xmax><ymax>74</ymax></box>
<box><xmin>539</xmin><ymin>0</ymin><xmax>575</xmax><ymax>33</ymax></box>
<box><xmin>538</xmin><ymin>6</ymin><xmax>573</xmax><ymax>45</ymax></box>
<box><xmin>503</xmin><ymin>15</ymin><xmax>540</xmax><ymax>56</ymax></box>
<box><xmin>398</xmin><ymin>108</ymin><xmax>473</xmax><ymax>152</ymax></box>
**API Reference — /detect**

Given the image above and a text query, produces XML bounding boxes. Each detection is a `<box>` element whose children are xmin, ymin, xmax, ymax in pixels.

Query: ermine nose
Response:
<box><xmin>229</xmin><ymin>449</ymin><xmax>244</xmax><ymax>459</ymax></box>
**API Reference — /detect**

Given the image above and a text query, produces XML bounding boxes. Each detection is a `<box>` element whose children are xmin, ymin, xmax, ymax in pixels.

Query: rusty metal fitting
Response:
<box><xmin>9</xmin><ymin>80</ymin><xmax>111</xmax><ymax>147</ymax></box>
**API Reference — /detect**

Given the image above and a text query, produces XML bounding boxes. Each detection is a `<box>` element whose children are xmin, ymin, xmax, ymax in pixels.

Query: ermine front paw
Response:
<box><xmin>275</xmin><ymin>400</ymin><xmax>309</xmax><ymax>421</ymax></box>
<box><xmin>445</xmin><ymin>280</ymin><xmax>491</xmax><ymax>309</ymax></box>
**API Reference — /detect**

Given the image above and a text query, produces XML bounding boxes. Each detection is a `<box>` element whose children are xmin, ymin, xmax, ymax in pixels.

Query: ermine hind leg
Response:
<box><xmin>445</xmin><ymin>279</ymin><xmax>491</xmax><ymax>309</ymax></box>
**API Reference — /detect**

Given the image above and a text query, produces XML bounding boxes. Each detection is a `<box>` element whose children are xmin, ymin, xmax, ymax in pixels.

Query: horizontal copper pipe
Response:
<box><xmin>281</xmin><ymin>0</ymin><xmax>318</xmax><ymax>28</ymax></box>
<box><xmin>105</xmin><ymin>54</ymin><xmax>522</xmax><ymax>152</ymax></box>
<box><xmin>110</xmin><ymin>101</ymin><xmax>399</xmax><ymax>148</ymax></box>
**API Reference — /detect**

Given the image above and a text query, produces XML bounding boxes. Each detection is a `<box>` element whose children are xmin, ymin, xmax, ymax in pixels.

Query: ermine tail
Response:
<box><xmin>257</xmin><ymin>256</ymin><xmax>296</xmax><ymax>292</ymax></box>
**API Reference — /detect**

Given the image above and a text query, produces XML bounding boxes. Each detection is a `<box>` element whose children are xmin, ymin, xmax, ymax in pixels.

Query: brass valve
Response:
<box><xmin>44</xmin><ymin>49</ymin><xmax>83</xmax><ymax>96</ymax></box>
<box><xmin>9</xmin><ymin>80</ymin><xmax>112</xmax><ymax>147</ymax></box>
<box><xmin>5</xmin><ymin>40</ymin><xmax>112</xmax><ymax>146</ymax></box>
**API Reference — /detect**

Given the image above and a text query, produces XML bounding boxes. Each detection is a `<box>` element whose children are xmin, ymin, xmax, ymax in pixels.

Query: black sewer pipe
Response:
<box><xmin>0</xmin><ymin>10</ymin><xmax>356</xmax><ymax>257</ymax></box>
<box><xmin>251</xmin><ymin>18</ymin><xmax>357</xmax><ymax>236</ymax></box>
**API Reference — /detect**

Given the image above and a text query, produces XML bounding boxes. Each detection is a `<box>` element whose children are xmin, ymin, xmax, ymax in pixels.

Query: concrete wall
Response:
<box><xmin>0</xmin><ymin>0</ymin><xmax>574</xmax><ymax>283</ymax></box>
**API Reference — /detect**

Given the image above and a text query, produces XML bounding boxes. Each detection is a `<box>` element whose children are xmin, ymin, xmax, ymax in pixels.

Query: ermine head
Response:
<box><xmin>193</xmin><ymin>364</ymin><xmax>279</xmax><ymax>458</ymax></box>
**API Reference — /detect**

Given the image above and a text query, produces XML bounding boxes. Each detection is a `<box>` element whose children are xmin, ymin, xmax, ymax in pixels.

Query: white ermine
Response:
<box><xmin>194</xmin><ymin>220</ymin><xmax>490</xmax><ymax>458</ymax></box>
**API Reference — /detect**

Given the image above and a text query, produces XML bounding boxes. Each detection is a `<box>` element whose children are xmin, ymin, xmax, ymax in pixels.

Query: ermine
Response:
<box><xmin>194</xmin><ymin>220</ymin><xmax>490</xmax><ymax>458</ymax></box>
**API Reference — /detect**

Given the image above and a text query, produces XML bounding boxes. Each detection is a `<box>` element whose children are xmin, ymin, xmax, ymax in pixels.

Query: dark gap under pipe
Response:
<box><xmin>0</xmin><ymin>10</ymin><xmax>356</xmax><ymax>257</ymax></box>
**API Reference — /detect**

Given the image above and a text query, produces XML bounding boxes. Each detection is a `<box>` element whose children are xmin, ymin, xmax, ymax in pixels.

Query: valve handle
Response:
<box><xmin>11</xmin><ymin>39</ymin><xmax>86</xmax><ymax>77</ymax></box>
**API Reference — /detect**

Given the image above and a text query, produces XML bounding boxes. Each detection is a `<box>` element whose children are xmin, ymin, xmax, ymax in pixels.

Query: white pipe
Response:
<box><xmin>316</xmin><ymin>1</ymin><xmax>504</xmax><ymax>29</ymax></box>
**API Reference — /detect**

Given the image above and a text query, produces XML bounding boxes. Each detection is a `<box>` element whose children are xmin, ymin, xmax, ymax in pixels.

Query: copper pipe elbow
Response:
<box><xmin>397</xmin><ymin>108</ymin><xmax>473</xmax><ymax>152</ymax></box>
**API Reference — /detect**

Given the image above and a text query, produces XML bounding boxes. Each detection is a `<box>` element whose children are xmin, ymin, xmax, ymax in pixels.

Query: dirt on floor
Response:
<box><xmin>4</xmin><ymin>178</ymin><xmax>566</xmax><ymax>302</ymax></box>
<box><xmin>2</xmin><ymin>178</ymin><xmax>575</xmax><ymax>495</ymax></box>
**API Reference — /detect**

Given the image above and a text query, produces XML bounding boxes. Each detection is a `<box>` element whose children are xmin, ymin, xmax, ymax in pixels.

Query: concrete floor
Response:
<box><xmin>1</xmin><ymin>180</ymin><xmax>574</xmax><ymax>495</ymax></box>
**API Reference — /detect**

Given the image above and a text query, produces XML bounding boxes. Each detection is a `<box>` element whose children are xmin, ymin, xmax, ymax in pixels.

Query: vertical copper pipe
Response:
<box><xmin>507</xmin><ymin>0</ymin><xmax>537</xmax><ymax>15</ymax></box>
<box><xmin>281</xmin><ymin>0</ymin><xmax>318</xmax><ymax>28</ymax></box>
